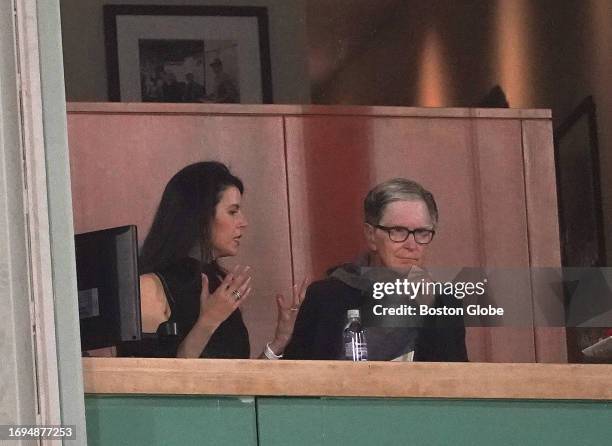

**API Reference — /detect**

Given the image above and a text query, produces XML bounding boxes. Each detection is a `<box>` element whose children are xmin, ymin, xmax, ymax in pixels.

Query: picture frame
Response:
<box><xmin>554</xmin><ymin>95</ymin><xmax>606</xmax><ymax>268</ymax></box>
<box><xmin>554</xmin><ymin>96</ymin><xmax>608</xmax><ymax>363</ymax></box>
<box><xmin>103</xmin><ymin>5</ymin><xmax>273</xmax><ymax>103</ymax></box>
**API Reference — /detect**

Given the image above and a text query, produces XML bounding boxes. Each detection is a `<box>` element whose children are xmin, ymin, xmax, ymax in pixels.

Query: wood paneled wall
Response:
<box><xmin>67</xmin><ymin>103</ymin><xmax>564</xmax><ymax>362</ymax></box>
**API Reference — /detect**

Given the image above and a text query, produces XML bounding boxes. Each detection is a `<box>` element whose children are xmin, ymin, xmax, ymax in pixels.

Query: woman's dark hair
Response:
<box><xmin>139</xmin><ymin>161</ymin><xmax>243</xmax><ymax>273</ymax></box>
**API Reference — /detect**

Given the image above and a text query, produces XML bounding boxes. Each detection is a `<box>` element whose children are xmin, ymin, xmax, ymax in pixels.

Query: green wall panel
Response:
<box><xmin>84</xmin><ymin>395</ymin><xmax>612</xmax><ymax>446</ymax></box>
<box><xmin>85</xmin><ymin>396</ymin><xmax>257</xmax><ymax>446</ymax></box>
<box><xmin>257</xmin><ymin>397</ymin><xmax>612</xmax><ymax>446</ymax></box>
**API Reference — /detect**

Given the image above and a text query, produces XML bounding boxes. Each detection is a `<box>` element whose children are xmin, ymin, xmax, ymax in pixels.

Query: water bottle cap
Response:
<box><xmin>347</xmin><ymin>309</ymin><xmax>360</xmax><ymax>319</ymax></box>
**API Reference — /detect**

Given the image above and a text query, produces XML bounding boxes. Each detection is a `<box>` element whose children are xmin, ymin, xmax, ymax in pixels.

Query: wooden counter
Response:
<box><xmin>66</xmin><ymin>102</ymin><xmax>552</xmax><ymax>119</ymax></box>
<box><xmin>83</xmin><ymin>358</ymin><xmax>612</xmax><ymax>400</ymax></box>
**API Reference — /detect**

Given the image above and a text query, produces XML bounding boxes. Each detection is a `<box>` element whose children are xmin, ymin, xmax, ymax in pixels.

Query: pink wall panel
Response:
<box><xmin>286</xmin><ymin>116</ymin><xmax>483</xmax><ymax>281</ymax></box>
<box><xmin>470</xmin><ymin>119</ymin><xmax>535</xmax><ymax>362</ymax></box>
<box><xmin>522</xmin><ymin>120</ymin><xmax>566</xmax><ymax>363</ymax></box>
<box><xmin>284</xmin><ymin>116</ymin><xmax>375</xmax><ymax>281</ymax></box>
<box><xmin>67</xmin><ymin>113</ymin><xmax>292</xmax><ymax>357</ymax></box>
<box><xmin>288</xmin><ymin>116</ymin><xmax>481</xmax><ymax>357</ymax></box>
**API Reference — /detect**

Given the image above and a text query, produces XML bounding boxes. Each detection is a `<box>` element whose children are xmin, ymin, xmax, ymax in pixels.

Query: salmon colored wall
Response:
<box><xmin>67</xmin><ymin>103</ymin><xmax>563</xmax><ymax>362</ymax></box>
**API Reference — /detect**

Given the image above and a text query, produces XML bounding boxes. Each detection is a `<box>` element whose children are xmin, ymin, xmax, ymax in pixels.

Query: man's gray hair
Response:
<box><xmin>364</xmin><ymin>178</ymin><xmax>438</xmax><ymax>227</ymax></box>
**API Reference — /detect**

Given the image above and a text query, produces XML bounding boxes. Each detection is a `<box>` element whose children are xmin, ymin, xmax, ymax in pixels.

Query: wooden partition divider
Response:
<box><xmin>67</xmin><ymin>103</ymin><xmax>564</xmax><ymax>362</ymax></box>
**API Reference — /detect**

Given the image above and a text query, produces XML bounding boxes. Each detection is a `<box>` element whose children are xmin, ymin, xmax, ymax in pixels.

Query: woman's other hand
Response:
<box><xmin>268</xmin><ymin>277</ymin><xmax>309</xmax><ymax>355</ymax></box>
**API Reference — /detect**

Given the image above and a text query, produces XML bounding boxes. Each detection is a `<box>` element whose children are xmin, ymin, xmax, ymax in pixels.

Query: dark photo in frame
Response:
<box><xmin>554</xmin><ymin>95</ymin><xmax>606</xmax><ymax>268</ymax></box>
<box><xmin>554</xmin><ymin>96</ymin><xmax>608</xmax><ymax>363</ymax></box>
<box><xmin>104</xmin><ymin>5</ymin><xmax>273</xmax><ymax>103</ymax></box>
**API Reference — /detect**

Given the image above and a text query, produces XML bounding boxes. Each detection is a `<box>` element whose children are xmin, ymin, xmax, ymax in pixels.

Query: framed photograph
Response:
<box><xmin>554</xmin><ymin>95</ymin><xmax>606</xmax><ymax>268</ymax></box>
<box><xmin>554</xmin><ymin>96</ymin><xmax>608</xmax><ymax>363</ymax></box>
<box><xmin>104</xmin><ymin>5</ymin><xmax>272</xmax><ymax>103</ymax></box>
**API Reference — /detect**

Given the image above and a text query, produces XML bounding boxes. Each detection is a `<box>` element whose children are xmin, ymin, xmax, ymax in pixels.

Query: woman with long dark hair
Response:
<box><xmin>139</xmin><ymin>161</ymin><xmax>306</xmax><ymax>359</ymax></box>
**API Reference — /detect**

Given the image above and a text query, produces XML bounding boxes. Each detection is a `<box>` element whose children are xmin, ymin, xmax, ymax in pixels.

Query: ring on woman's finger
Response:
<box><xmin>290</xmin><ymin>306</ymin><xmax>298</xmax><ymax>311</ymax></box>
<box><xmin>232</xmin><ymin>290</ymin><xmax>242</xmax><ymax>301</ymax></box>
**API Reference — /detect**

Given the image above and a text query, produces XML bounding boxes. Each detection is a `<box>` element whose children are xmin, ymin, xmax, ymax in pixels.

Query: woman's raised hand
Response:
<box><xmin>177</xmin><ymin>265</ymin><xmax>252</xmax><ymax>358</ymax></box>
<box><xmin>198</xmin><ymin>265</ymin><xmax>252</xmax><ymax>327</ymax></box>
<box><xmin>268</xmin><ymin>277</ymin><xmax>309</xmax><ymax>356</ymax></box>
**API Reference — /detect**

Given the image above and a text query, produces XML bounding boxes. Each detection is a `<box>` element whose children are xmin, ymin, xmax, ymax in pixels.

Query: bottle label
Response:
<box><xmin>345</xmin><ymin>341</ymin><xmax>368</xmax><ymax>361</ymax></box>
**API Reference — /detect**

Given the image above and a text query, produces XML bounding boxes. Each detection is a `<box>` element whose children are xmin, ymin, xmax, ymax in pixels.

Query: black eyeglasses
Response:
<box><xmin>373</xmin><ymin>224</ymin><xmax>435</xmax><ymax>244</ymax></box>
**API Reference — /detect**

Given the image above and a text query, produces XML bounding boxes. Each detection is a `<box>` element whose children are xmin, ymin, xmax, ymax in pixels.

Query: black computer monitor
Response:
<box><xmin>75</xmin><ymin>225</ymin><xmax>141</xmax><ymax>351</ymax></box>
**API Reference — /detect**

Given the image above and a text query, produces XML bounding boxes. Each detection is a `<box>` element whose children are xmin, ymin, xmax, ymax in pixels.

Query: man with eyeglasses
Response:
<box><xmin>284</xmin><ymin>178</ymin><xmax>467</xmax><ymax>362</ymax></box>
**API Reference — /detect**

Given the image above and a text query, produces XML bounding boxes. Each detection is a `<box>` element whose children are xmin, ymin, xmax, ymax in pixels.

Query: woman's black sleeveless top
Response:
<box><xmin>132</xmin><ymin>257</ymin><xmax>250</xmax><ymax>358</ymax></box>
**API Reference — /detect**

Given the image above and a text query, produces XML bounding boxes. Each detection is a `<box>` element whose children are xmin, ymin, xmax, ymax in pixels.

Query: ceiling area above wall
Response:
<box><xmin>306</xmin><ymin>0</ymin><xmax>403</xmax><ymax>89</ymax></box>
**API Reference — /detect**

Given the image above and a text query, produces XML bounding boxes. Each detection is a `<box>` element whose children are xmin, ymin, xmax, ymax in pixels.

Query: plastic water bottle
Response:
<box><xmin>343</xmin><ymin>309</ymin><xmax>368</xmax><ymax>361</ymax></box>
